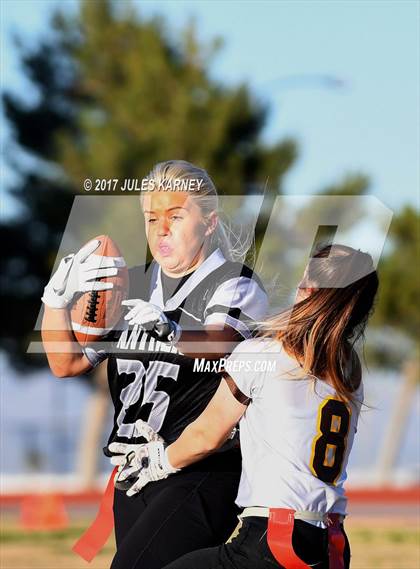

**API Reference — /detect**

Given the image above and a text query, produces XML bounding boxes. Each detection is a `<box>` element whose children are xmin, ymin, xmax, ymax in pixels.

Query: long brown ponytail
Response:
<box><xmin>261</xmin><ymin>244</ymin><xmax>379</xmax><ymax>401</ymax></box>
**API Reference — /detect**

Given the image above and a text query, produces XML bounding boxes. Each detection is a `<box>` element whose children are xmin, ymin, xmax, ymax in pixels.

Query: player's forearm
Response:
<box><xmin>176</xmin><ymin>327</ymin><xmax>242</xmax><ymax>359</ymax></box>
<box><xmin>41</xmin><ymin>307</ymin><xmax>90</xmax><ymax>377</ymax></box>
<box><xmin>166</xmin><ymin>422</ymin><xmax>229</xmax><ymax>468</ymax></box>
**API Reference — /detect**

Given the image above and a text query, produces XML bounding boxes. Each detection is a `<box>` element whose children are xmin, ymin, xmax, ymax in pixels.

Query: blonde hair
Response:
<box><xmin>142</xmin><ymin>160</ymin><xmax>251</xmax><ymax>263</ymax></box>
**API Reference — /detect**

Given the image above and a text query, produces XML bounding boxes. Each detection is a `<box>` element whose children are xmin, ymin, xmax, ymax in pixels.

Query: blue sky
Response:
<box><xmin>1</xmin><ymin>0</ymin><xmax>419</xmax><ymax>215</ymax></box>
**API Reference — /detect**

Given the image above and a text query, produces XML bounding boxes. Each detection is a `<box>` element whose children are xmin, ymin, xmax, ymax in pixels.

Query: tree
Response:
<box><xmin>1</xmin><ymin>0</ymin><xmax>297</xmax><ymax>371</ymax></box>
<box><xmin>252</xmin><ymin>172</ymin><xmax>371</xmax><ymax>302</ymax></box>
<box><xmin>371</xmin><ymin>206</ymin><xmax>420</xmax><ymax>483</ymax></box>
<box><xmin>373</xmin><ymin>206</ymin><xmax>419</xmax><ymax>343</ymax></box>
<box><xmin>1</xmin><ymin>0</ymin><xmax>298</xmax><ymax>487</ymax></box>
<box><xmin>4</xmin><ymin>0</ymin><xmax>416</xmax><ymax>487</ymax></box>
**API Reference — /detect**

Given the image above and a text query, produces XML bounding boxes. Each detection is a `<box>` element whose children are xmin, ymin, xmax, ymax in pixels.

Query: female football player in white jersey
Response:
<box><xmin>120</xmin><ymin>244</ymin><xmax>378</xmax><ymax>569</ymax></box>
<box><xmin>41</xmin><ymin>160</ymin><xmax>268</xmax><ymax>569</ymax></box>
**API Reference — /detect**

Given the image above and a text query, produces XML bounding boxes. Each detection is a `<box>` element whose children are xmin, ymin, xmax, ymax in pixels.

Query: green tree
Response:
<box><xmin>359</xmin><ymin>205</ymin><xmax>420</xmax><ymax>368</ymax></box>
<box><xmin>373</xmin><ymin>206</ymin><xmax>419</xmax><ymax>342</ymax></box>
<box><xmin>372</xmin><ymin>206</ymin><xmax>419</xmax><ymax>484</ymax></box>
<box><xmin>253</xmin><ymin>172</ymin><xmax>371</xmax><ymax>300</ymax></box>
<box><xmin>2</xmin><ymin>0</ymin><xmax>297</xmax><ymax>370</ymax></box>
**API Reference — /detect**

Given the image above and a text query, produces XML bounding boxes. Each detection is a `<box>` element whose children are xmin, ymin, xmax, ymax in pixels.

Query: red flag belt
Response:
<box><xmin>72</xmin><ymin>467</ymin><xmax>117</xmax><ymax>562</ymax></box>
<box><xmin>267</xmin><ymin>508</ymin><xmax>346</xmax><ymax>569</ymax></box>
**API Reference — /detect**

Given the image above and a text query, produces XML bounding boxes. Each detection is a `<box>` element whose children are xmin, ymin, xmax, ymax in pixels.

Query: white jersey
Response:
<box><xmin>226</xmin><ymin>337</ymin><xmax>363</xmax><ymax>522</ymax></box>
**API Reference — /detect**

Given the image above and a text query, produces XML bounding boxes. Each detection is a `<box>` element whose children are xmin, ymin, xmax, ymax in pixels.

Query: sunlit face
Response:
<box><xmin>142</xmin><ymin>191</ymin><xmax>217</xmax><ymax>277</ymax></box>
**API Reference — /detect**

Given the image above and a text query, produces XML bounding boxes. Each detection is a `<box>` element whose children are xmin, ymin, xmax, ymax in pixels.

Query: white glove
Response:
<box><xmin>106</xmin><ymin>419</ymin><xmax>165</xmax><ymax>490</ymax></box>
<box><xmin>42</xmin><ymin>239</ymin><xmax>118</xmax><ymax>309</ymax></box>
<box><xmin>110</xmin><ymin>441</ymin><xmax>179</xmax><ymax>497</ymax></box>
<box><xmin>122</xmin><ymin>299</ymin><xmax>182</xmax><ymax>343</ymax></box>
<box><xmin>107</xmin><ymin>418</ymin><xmax>164</xmax><ymax>468</ymax></box>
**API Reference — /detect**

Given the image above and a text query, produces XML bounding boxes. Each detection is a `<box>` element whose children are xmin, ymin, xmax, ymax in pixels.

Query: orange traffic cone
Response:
<box><xmin>20</xmin><ymin>493</ymin><xmax>69</xmax><ymax>530</ymax></box>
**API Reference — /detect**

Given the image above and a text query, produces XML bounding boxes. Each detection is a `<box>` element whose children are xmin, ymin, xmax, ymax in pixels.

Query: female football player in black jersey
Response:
<box><xmin>41</xmin><ymin>160</ymin><xmax>268</xmax><ymax>569</ymax></box>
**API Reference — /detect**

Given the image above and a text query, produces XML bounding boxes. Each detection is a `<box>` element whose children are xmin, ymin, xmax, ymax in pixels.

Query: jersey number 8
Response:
<box><xmin>310</xmin><ymin>398</ymin><xmax>351</xmax><ymax>485</ymax></box>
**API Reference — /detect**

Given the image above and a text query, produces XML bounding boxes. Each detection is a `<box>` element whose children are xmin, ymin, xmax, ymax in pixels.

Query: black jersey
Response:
<box><xmin>85</xmin><ymin>248</ymin><xmax>268</xmax><ymax>447</ymax></box>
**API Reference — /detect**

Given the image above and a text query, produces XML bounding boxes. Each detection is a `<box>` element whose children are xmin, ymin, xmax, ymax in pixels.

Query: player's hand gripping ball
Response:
<box><xmin>70</xmin><ymin>235</ymin><xmax>129</xmax><ymax>345</ymax></box>
<box><xmin>42</xmin><ymin>234</ymin><xmax>129</xmax><ymax>346</ymax></box>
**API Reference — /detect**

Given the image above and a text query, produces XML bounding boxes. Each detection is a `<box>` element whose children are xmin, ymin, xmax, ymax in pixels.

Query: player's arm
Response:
<box><xmin>41</xmin><ymin>239</ymin><xmax>116</xmax><ymax>378</ymax></box>
<box><xmin>115</xmin><ymin>375</ymin><xmax>249</xmax><ymax>496</ymax></box>
<box><xmin>175</xmin><ymin>325</ymin><xmax>243</xmax><ymax>359</ymax></box>
<box><xmin>166</xmin><ymin>375</ymin><xmax>248</xmax><ymax>467</ymax></box>
<box><xmin>122</xmin><ymin>300</ymin><xmax>243</xmax><ymax>358</ymax></box>
<box><xmin>41</xmin><ymin>307</ymin><xmax>92</xmax><ymax>378</ymax></box>
<box><xmin>123</xmin><ymin>276</ymin><xmax>268</xmax><ymax>358</ymax></box>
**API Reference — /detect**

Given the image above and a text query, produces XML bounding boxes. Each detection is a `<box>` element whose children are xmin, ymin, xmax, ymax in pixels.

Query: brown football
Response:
<box><xmin>70</xmin><ymin>235</ymin><xmax>129</xmax><ymax>346</ymax></box>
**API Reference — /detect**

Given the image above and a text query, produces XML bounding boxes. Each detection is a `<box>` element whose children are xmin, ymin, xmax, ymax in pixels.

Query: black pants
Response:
<box><xmin>162</xmin><ymin>516</ymin><xmax>351</xmax><ymax>569</ymax></box>
<box><xmin>111</xmin><ymin>452</ymin><xmax>242</xmax><ymax>569</ymax></box>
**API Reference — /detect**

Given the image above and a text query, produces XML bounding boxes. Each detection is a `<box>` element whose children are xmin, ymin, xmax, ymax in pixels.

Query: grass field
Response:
<box><xmin>1</xmin><ymin>519</ymin><xmax>419</xmax><ymax>568</ymax></box>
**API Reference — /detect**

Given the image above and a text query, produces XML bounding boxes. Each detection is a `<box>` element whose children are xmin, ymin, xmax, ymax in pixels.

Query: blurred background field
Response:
<box><xmin>1</xmin><ymin>1</ymin><xmax>419</xmax><ymax>568</ymax></box>
<box><xmin>1</xmin><ymin>509</ymin><xmax>419</xmax><ymax>569</ymax></box>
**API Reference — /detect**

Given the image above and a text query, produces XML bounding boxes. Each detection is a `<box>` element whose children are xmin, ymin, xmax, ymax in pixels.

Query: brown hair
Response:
<box><xmin>261</xmin><ymin>244</ymin><xmax>379</xmax><ymax>401</ymax></box>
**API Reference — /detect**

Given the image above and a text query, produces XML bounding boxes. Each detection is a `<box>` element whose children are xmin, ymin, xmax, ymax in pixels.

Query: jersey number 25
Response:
<box><xmin>116</xmin><ymin>359</ymin><xmax>180</xmax><ymax>438</ymax></box>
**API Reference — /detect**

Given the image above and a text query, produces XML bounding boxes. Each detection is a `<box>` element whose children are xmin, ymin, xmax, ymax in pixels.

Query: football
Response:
<box><xmin>70</xmin><ymin>235</ymin><xmax>129</xmax><ymax>346</ymax></box>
